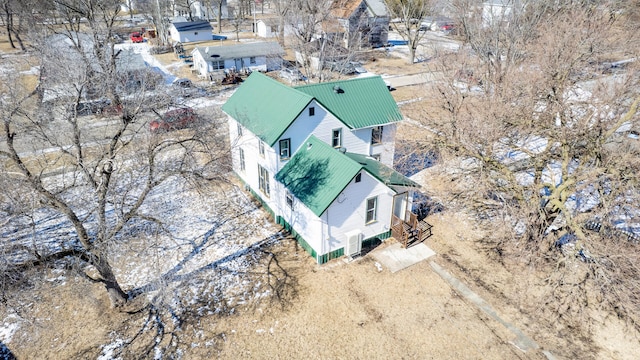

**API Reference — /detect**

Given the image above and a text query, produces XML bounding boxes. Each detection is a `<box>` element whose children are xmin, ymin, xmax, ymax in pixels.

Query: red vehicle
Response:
<box><xmin>130</xmin><ymin>32</ymin><xmax>144</xmax><ymax>43</ymax></box>
<box><xmin>150</xmin><ymin>107</ymin><xmax>197</xmax><ymax>132</ymax></box>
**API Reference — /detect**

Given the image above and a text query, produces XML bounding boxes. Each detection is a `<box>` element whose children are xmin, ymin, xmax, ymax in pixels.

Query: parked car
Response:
<box><xmin>68</xmin><ymin>98</ymin><xmax>114</xmax><ymax>116</ymax></box>
<box><xmin>130</xmin><ymin>32</ymin><xmax>144</xmax><ymax>43</ymax></box>
<box><xmin>150</xmin><ymin>107</ymin><xmax>197</xmax><ymax>132</ymax></box>
<box><xmin>279</xmin><ymin>68</ymin><xmax>306</xmax><ymax>83</ymax></box>
<box><xmin>328</xmin><ymin>61</ymin><xmax>367</xmax><ymax>75</ymax></box>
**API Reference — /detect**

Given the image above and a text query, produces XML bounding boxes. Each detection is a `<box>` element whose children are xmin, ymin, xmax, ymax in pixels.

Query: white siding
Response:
<box><xmin>276</xmin><ymin>181</ymin><xmax>326</xmax><ymax>254</ymax></box>
<box><xmin>171</xmin><ymin>28</ymin><xmax>212</xmax><ymax>43</ymax></box>
<box><xmin>228</xmin><ymin>117</ymin><xmax>280</xmax><ymax>216</ymax></box>
<box><xmin>362</xmin><ymin>123</ymin><xmax>397</xmax><ymax>167</ymax></box>
<box><xmin>277</xmin><ymin>100</ymin><xmax>375</xmax><ymax>162</ymax></box>
<box><xmin>324</xmin><ymin>171</ymin><xmax>395</xmax><ymax>253</ymax></box>
<box><xmin>194</xmin><ymin>54</ymin><xmax>270</xmax><ymax>77</ymax></box>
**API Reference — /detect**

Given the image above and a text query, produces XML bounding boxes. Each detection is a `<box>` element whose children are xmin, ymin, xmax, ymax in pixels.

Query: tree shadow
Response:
<box><xmin>0</xmin><ymin>342</ymin><xmax>16</xmax><ymax>360</ymax></box>
<box><xmin>275</xmin><ymin>155</ymin><xmax>331</xmax><ymax>211</ymax></box>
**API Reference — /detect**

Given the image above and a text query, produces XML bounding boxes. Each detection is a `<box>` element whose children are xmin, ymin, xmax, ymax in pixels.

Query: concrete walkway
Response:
<box><xmin>430</xmin><ymin>262</ymin><xmax>556</xmax><ymax>359</ymax></box>
<box><xmin>369</xmin><ymin>242</ymin><xmax>555</xmax><ymax>359</ymax></box>
<box><xmin>371</xmin><ymin>243</ymin><xmax>436</xmax><ymax>273</ymax></box>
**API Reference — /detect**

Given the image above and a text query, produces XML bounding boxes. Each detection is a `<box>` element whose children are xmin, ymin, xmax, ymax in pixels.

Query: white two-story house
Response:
<box><xmin>222</xmin><ymin>72</ymin><xmax>431</xmax><ymax>264</ymax></box>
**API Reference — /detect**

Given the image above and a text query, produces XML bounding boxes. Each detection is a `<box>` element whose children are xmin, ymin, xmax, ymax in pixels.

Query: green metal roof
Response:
<box><xmin>276</xmin><ymin>136</ymin><xmax>361</xmax><ymax>217</ymax></box>
<box><xmin>295</xmin><ymin>75</ymin><xmax>402</xmax><ymax>129</ymax></box>
<box><xmin>276</xmin><ymin>135</ymin><xmax>419</xmax><ymax>217</ymax></box>
<box><xmin>344</xmin><ymin>152</ymin><xmax>421</xmax><ymax>188</ymax></box>
<box><xmin>221</xmin><ymin>72</ymin><xmax>313</xmax><ymax>146</ymax></box>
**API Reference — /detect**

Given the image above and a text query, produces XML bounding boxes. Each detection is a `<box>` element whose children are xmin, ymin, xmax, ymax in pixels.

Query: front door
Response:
<box><xmin>392</xmin><ymin>192</ymin><xmax>408</xmax><ymax>222</ymax></box>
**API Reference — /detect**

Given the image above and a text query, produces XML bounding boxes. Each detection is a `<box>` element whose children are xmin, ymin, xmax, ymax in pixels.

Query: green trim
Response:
<box><xmin>317</xmin><ymin>247</ymin><xmax>344</xmax><ymax>264</ymax></box>
<box><xmin>277</xmin><ymin>216</ymin><xmax>317</xmax><ymax>260</ymax></box>
<box><xmin>363</xmin><ymin>230</ymin><xmax>391</xmax><ymax>248</ymax></box>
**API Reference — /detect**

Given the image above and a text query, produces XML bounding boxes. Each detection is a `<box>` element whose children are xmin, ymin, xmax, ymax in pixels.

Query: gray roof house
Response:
<box><xmin>191</xmin><ymin>42</ymin><xmax>284</xmax><ymax>78</ymax></box>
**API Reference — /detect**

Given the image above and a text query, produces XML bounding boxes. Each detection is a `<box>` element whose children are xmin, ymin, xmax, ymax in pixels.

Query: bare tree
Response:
<box><xmin>1</xmin><ymin>0</ymin><xmax>27</xmax><ymax>50</ymax></box>
<box><xmin>417</xmin><ymin>1</ymin><xmax>640</xmax><ymax>329</ymax></box>
<box><xmin>385</xmin><ymin>0</ymin><xmax>433</xmax><ymax>64</ymax></box>
<box><xmin>0</xmin><ymin>0</ymin><xmax>231</xmax><ymax>308</ymax></box>
<box><xmin>271</xmin><ymin>0</ymin><xmax>290</xmax><ymax>46</ymax></box>
<box><xmin>210</xmin><ymin>0</ymin><xmax>226</xmax><ymax>33</ymax></box>
<box><xmin>138</xmin><ymin>0</ymin><xmax>172</xmax><ymax>45</ymax></box>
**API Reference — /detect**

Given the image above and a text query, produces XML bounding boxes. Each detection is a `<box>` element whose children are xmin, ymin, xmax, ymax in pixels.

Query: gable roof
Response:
<box><xmin>192</xmin><ymin>42</ymin><xmax>284</xmax><ymax>62</ymax></box>
<box><xmin>295</xmin><ymin>76</ymin><xmax>402</xmax><ymax>129</ymax></box>
<box><xmin>331</xmin><ymin>0</ymin><xmax>364</xmax><ymax>19</ymax></box>
<box><xmin>276</xmin><ymin>136</ymin><xmax>364</xmax><ymax>217</ymax></box>
<box><xmin>366</xmin><ymin>0</ymin><xmax>389</xmax><ymax>17</ymax></box>
<box><xmin>276</xmin><ymin>135</ymin><xmax>418</xmax><ymax>217</ymax></box>
<box><xmin>221</xmin><ymin>72</ymin><xmax>313</xmax><ymax>146</ymax></box>
<box><xmin>172</xmin><ymin>20</ymin><xmax>212</xmax><ymax>32</ymax></box>
<box><xmin>330</xmin><ymin>0</ymin><xmax>388</xmax><ymax>18</ymax></box>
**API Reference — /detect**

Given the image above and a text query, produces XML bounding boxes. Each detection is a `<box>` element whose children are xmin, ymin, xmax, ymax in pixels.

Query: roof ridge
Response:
<box><xmin>295</xmin><ymin>75</ymin><xmax>383</xmax><ymax>89</ymax></box>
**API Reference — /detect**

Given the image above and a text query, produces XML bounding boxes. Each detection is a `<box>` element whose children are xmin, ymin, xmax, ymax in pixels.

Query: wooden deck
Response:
<box><xmin>391</xmin><ymin>212</ymin><xmax>433</xmax><ymax>248</ymax></box>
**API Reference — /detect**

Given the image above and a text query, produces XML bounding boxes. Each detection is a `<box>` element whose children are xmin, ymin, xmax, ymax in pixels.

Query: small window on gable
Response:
<box><xmin>309</xmin><ymin>107</ymin><xmax>315</xmax><ymax>116</ymax></box>
<box><xmin>355</xmin><ymin>173</ymin><xmax>362</xmax><ymax>183</ymax></box>
<box><xmin>259</xmin><ymin>140</ymin><xmax>265</xmax><ymax>157</ymax></box>
<box><xmin>250</xmin><ymin>56</ymin><xmax>256</xmax><ymax>64</ymax></box>
<box><xmin>194</xmin><ymin>32</ymin><xmax>198</xmax><ymax>35</ymax></box>
<box><xmin>237</xmin><ymin>123</ymin><xmax>243</xmax><ymax>137</ymax></box>
<box><xmin>332</xmin><ymin>128</ymin><xmax>342</xmax><ymax>148</ymax></box>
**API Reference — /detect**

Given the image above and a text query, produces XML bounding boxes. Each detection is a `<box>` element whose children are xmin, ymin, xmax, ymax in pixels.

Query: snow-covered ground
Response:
<box><xmin>0</xmin><ymin>44</ymin><xmax>277</xmax><ymax>356</ymax></box>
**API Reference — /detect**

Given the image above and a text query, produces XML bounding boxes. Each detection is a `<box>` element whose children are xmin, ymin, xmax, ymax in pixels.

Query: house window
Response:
<box><xmin>194</xmin><ymin>32</ymin><xmax>198</xmax><ymax>35</ymax></box>
<box><xmin>332</xmin><ymin>128</ymin><xmax>342</xmax><ymax>148</ymax></box>
<box><xmin>211</xmin><ymin>61</ymin><xmax>224</xmax><ymax>70</ymax></box>
<box><xmin>309</xmin><ymin>107</ymin><xmax>315</xmax><ymax>116</ymax></box>
<box><xmin>371</xmin><ymin>126</ymin><xmax>383</xmax><ymax>145</ymax></box>
<box><xmin>259</xmin><ymin>140</ymin><xmax>265</xmax><ymax>157</ymax></box>
<box><xmin>366</xmin><ymin>196</ymin><xmax>378</xmax><ymax>223</ymax></box>
<box><xmin>355</xmin><ymin>173</ymin><xmax>362</xmax><ymax>183</ymax></box>
<box><xmin>258</xmin><ymin>165</ymin><xmax>270</xmax><ymax>197</ymax></box>
<box><xmin>279</xmin><ymin>138</ymin><xmax>291</xmax><ymax>160</ymax></box>
<box><xmin>239</xmin><ymin>148</ymin><xmax>246</xmax><ymax>172</ymax></box>
<box><xmin>237</xmin><ymin>123</ymin><xmax>243</xmax><ymax>137</ymax></box>
<box><xmin>371</xmin><ymin>154</ymin><xmax>381</xmax><ymax>161</ymax></box>
<box><xmin>285</xmin><ymin>190</ymin><xmax>294</xmax><ymax>209</ymax></box>
<box><xmin>250</xmin><ymin>56</ymin><xmax>256</xmax><ymax>64</ymax></box>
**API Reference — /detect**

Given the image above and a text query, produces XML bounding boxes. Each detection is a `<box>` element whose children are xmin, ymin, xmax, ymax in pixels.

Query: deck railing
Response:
<box><xmin>391</xmin><ymin>212</ymin><xmax>433</xmax><ymax>248</ymax></box>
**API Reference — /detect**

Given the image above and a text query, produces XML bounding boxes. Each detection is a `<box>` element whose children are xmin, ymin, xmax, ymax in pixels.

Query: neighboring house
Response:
<box><xmin>169</xmin><ymin>20</ymin><xmax>213</xmax><ymax>43</ymax></box>
<box><xmin>294</xmin><ymin>37</ymin><xmax>351</xmax><ymax>74</ymax></box>
<box><xmin>329</xmin><ymin>0</ymin><xmax>390</xmax><ymax>49</ymax></box>
<box><xmin>41</xmin><ymin>33</ymin><xmax>150</xmax><ymax>102</ymax></box>
<box><xmin>222</xmin><ymin>72</ymin><xmax>431</xmax><ymax>264</ymax></box>
<box><xmin>174</xmin><ymin>1</ymin><xmax>211</xmax><ymax>20</ymax></box>
<box><xmin>191</xmin><ymin>42</ymin><xmax>284</xmax><ymax>78</ymax></box>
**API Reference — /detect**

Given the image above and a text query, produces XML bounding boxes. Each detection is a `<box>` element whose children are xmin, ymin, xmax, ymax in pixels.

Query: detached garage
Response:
<box><xmin>170</xmin><ymin>20</ymin><xmax>213</xmax><ymax>43</ymax></box>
